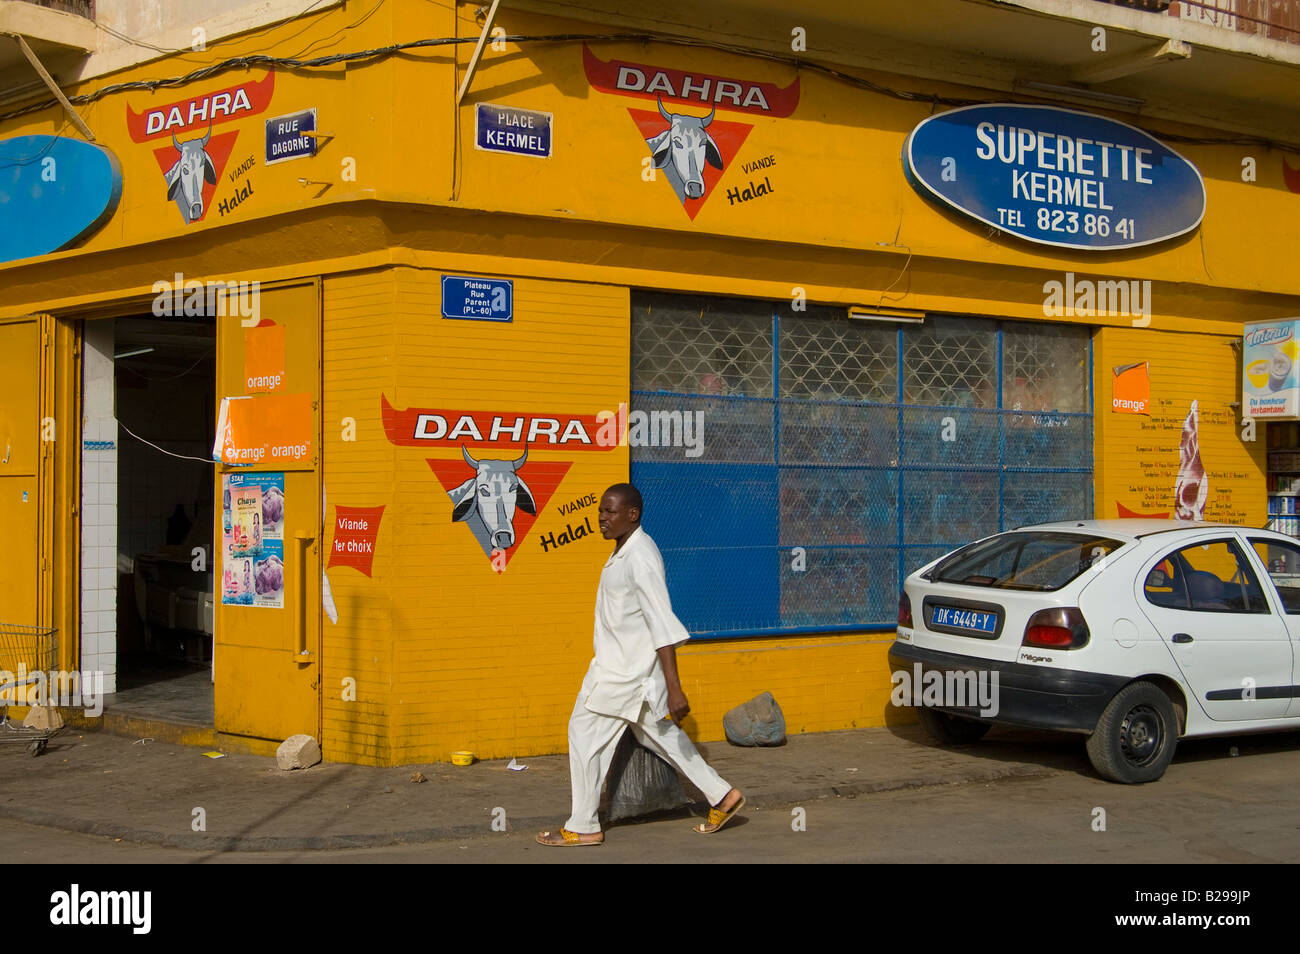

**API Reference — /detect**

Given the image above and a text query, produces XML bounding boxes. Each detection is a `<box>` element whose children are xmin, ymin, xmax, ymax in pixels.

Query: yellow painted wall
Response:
<box><xmin>317</xmin><ymin>265</ymin><xmax>910</xmax><ymax>764</ymax></box>
<box><xmin>321</xmin><ymin>267</ymin><xmax>632</xmax><ymax>763</ymax></box>
<box><xmin>2</xmin><ymin>0</ymin><xmax>1296</xmax><ymax>762</ymax></box>
<box><xmin>1094</xmin><ymin>327</ymin><xmax>1266</xmax><ymax>524</ymax></box>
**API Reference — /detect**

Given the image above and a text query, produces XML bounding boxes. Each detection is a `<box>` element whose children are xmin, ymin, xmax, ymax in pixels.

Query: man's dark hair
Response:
<box><xmin>605</xmin><ymin>483</ymin><xmax>643</xmax><ymax>521</ymax></box>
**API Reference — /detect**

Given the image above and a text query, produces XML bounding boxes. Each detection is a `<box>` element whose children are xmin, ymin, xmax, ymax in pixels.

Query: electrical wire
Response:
<box><xmin>0</xmin><ymin>30</ymin><xmax>1292</xmax><ymax>153</ymax></box>
<box><xmin>118</xmin><ymin>421</ymin><xmax>213</xmax><ymax>463</ymax></box>
<box><xmin>283</xmin><ymin>0</ymin><xmax>387</xmax><ymax>60</ymax></box>
<box><xmin>115</xmin><ymin>347</ymin><xmax>213</xmax><ymax>383</ymax></box>
<box><xmin>86</xmin><ymin>0</ymin><xmax>336</xmax><ymax>60</ymax></box>
<box><xmin>0</xmin><ymin>33</ymin><xmax>492</xmax><ymax>124</ymax></box>
<box><xmin>0</xmin><ymin>118</ymin><xmax>72</xmax><ymax>168</ymax></box>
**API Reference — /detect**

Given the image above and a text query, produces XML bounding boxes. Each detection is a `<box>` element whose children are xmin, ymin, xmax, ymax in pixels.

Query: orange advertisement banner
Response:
<box><xmin>216</xmin><ymin>392</ymin><xmax>312</xmax><ymax>466</ymax></box>
<box><xmin>244</xmin><ymin>323</ymin><xmax>286</xmax><ymax>393</ymax></box>
<box><xmin>1112</xmin><ymin>362</ymin><xmax>1150</xmax><ymax>415</ymax></box>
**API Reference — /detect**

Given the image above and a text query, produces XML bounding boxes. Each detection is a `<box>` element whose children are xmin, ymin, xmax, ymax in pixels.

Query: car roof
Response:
<box><xmin>1014</xmin><ymin>518</ymin><xmax>1238</xmax><ymax>541</ymax></box>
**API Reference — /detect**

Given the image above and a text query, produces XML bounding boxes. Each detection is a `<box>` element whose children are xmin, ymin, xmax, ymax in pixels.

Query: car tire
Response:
<box><xmin>1086</xmin><ymin>681</ymin><xmax>1179</xmax><ymax>784</ymax></box>
<box><xmin>917</xmin><ymin>707</ymin><xmax>992</xmax><ymax>745</ymax></box>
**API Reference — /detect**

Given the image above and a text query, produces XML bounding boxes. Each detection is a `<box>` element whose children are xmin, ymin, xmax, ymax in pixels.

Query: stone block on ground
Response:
<box><xmin>723</xmin><ymin>691</ymin><xmax>786</xmax><ymax>746</ymax></box>
<box><xmin>603</xmin><ymin>729</ymin><xmax>689</xmax><ymax>822</ymax></box>
<box><xmin>276</xmin><ymin>734</ymin><xmax>322</xmax><ymax>770</ymax></box>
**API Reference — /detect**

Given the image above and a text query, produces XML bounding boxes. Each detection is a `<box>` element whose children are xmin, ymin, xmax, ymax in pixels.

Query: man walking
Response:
<box><xmin>536</xmin><ymin>483</ymin><xmax>744</xmax><ymax>846</ymax></box>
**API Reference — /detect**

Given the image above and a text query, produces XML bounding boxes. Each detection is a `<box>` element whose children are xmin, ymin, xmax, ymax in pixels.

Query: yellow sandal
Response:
<box><xmin>536</xmin><ymin>827</ymin><xmax>603</xmax><ymax>846</ymax></box>
<box><xmin>693</xmin><ymin>792</ymin><xmax>745</xmax><ymax>834</ymax></box>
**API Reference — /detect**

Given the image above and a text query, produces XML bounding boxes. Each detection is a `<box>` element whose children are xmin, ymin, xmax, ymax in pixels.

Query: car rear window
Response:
<box><xmin>928</xmin><ymin>532</ymin><xmax>1125</xmax><ymax>591</ymax></box>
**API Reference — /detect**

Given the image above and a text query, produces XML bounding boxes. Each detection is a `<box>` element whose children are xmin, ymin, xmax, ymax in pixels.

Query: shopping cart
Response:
<box><xmin>0</xmin><ymin>623</ymin><xmax>64</xmax><ymax>756</ymax></box>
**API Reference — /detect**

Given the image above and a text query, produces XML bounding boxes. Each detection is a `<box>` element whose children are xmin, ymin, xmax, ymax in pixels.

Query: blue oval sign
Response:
<box><xmin>903</xmin><ymin>104</ymin><xmax>1205</xmax><ymax>251</ymax></box>
<box><xmin>0</xmin><ymin>135</ymin><xmax>123</xmax><ymax>264</ymax></box>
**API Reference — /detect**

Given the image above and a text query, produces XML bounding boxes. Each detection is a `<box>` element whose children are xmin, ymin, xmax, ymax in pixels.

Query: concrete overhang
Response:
<box><xmin>0</xmin><ymin>1</ymin><xmax>95</xmax><ymax>105</ymax></box>
<box><xmin>516</xmin><ymin>0</ymin><xmax>1300</xmax><ymax>144</ymax></box>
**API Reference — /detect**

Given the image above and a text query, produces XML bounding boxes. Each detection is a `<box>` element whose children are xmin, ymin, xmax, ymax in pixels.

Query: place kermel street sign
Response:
<box><xmin>903</xmin><ymin>103</ymin><xmax>1206</xmax><ymax>251</ymax></box>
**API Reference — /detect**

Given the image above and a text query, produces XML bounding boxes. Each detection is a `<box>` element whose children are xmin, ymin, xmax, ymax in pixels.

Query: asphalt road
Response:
<box><xmin>4</xmin><ymin>732</ymin><xmax>1297</xmax><ymax>864</ymax></box>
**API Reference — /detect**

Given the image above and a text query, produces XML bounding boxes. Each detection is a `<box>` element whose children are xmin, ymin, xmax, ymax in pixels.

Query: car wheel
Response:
<box><xmin>1086</xmin><ymin>681</ymin><xmax>1179</xmax><ymax>784</ymax></box>
<box><xmin>917</xmin><ymin>707</ymin><xmax>992</xmax><ymax>745</ymax></box>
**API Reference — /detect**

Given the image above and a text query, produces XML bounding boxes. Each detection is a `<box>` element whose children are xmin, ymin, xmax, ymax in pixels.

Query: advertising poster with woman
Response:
<box><xmin>221</xmin><ymin>472</ymin><xmax>286</xmax><ymax>608</ymax></box>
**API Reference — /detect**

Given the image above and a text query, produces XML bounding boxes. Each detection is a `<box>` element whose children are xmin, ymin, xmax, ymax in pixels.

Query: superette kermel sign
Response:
<box><xmin>904</xmin><ymin>104</ymin><xmax>1206</xmax><ymax>251</ymax></box>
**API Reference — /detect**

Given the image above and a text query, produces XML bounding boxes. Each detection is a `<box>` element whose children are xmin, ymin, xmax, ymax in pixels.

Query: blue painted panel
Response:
<box><xmin>0</xmin><ymin>136</ymin><xmax>122</xmax><ymax>263</ymax></box>
<box><xmin>632</xmin><ymin>461</ymin><xmax>779</xmax><ymax>636</ymax></box>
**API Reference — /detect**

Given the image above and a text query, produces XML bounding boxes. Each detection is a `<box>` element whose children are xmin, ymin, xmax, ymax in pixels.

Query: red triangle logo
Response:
<box><xmin>152</xmin><ymin>129</ymin><xmax>239</xmax><ymax>224</ymax></box>
<box><xmin>628</xmin><ymin>108</ymin><xmax>752</xmax><ymax>220</ymax></box>
<box><xmin>427</xmin><ymin>457</ymin><xmax>573</xmax><ymax>569</ymax></box>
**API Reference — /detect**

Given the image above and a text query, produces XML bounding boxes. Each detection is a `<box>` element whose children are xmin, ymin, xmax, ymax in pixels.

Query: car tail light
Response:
<box><xmin>898</xmin><ymin>591</ymin><xmax>913</xmax><ymax>628</ymax></box>
<box><xmin>1022</xmin><ymin>607</ymin><xmax>1089</xmax><ymax>649</ymax></box>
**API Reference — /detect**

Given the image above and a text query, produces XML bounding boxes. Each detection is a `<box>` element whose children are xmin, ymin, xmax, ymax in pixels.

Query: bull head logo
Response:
<box><xmin>646</xmin><ymin>97</ymin><xmax>724</xmax><ymax>203</ymax></box>
<box><xmin>448</xmin><ymin>445</ymin><xmax>536</xmax><ymax>553</ymax></box>
<box><xmin>163</xmin><ymin>127</ymin><xmax>217</xmax><ymax>224</ymax></box>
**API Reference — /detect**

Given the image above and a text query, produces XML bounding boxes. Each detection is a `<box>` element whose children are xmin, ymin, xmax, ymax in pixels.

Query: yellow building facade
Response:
<box><xmin>0</xmin><ymin>0</ymin><xmax>1296</xmax><ymax>764</ymax></box>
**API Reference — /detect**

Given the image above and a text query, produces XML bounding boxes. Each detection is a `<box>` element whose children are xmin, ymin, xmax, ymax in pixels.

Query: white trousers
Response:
<box><xmin>564</xmin><ymin>691</ymin><xmax>733</xmax><ymax>834</ymax></box>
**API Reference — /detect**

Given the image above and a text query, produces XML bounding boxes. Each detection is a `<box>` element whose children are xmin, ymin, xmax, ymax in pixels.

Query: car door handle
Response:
<box><xmin>1172</xmin><ymin>633</ymin><xmax>1193</xmax><ymax>644</ymax></box>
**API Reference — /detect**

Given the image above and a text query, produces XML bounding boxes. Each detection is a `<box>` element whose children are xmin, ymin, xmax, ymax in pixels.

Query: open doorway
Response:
<box><xmin>98</xmin><ymin>313</ymin><xmax>215</xmax><ymax>724</ymax></box>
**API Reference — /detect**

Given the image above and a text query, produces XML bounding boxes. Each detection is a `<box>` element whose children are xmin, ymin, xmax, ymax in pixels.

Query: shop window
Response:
<box><xmin>630</xmin><ymin>292</ymin><xmax>1093</xmax><ymax>638</ymax></box>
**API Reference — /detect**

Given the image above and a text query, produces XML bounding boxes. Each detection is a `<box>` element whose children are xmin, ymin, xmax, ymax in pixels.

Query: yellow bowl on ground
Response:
<box><xmin>451</xmin><ymin>750</ymin><xmax>475</xmax><ymax>766</ymax></box>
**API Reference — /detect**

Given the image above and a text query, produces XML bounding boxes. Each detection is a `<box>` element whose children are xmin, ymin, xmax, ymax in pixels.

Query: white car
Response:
<box><xmin>889</xmin><ymin>519</ymin><xmax>1300</xmax><ymax>783</ymax></box>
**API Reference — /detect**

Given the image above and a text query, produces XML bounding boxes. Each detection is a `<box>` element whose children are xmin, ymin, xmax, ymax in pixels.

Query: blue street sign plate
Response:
<box><xmin>903</xmin><ymin>103</ymin><xmax>1206</xmax><ymax>251</ymax></box>
<box><xmin>265</xmin><ymin>109</ymin><xmax>317</xmax><ymax>165</ymax></box>
<box><xmin>475</xmin><ymin>103</ymin><xmax>552</xmax><ymax>159</ymax></box>
<box><xmin>442</xmin><ymin>275</ymin><xmax>514</xmax><ymax>322</ymax></box>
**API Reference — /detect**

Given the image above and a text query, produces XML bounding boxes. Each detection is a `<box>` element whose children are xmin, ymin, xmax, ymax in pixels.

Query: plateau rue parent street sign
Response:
<box><xmin>441</xmin><ymin>275</ymin><xmax>514</xmax><ymax>322</ymax></box>
<box><xmin>903</xmin><ymin>103</ymin><xmax>1206</xmax><ymax>251</ymax></box>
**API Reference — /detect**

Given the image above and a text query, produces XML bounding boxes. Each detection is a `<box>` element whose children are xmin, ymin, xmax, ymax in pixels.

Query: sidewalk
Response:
<box><xmin>0</xmin><ymin>722</ymin><xmax>1078</xmax><ymax>852</ymax></box>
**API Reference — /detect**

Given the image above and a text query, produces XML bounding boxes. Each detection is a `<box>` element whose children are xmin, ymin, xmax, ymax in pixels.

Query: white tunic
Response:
<box><xmin>580</xmin><ymin>526</ymin><xmax>690</xmax><ymax>721</ymax></box>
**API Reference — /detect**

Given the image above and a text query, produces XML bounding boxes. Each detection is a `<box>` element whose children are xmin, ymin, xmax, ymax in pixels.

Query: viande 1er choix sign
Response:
<box><xmin>903</xmin><ymin>103</ymin><xmax>1206</xmax><ymax>251</ymax></box>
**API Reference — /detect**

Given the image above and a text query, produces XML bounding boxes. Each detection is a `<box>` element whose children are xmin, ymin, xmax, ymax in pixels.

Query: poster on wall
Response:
<box><xmin>213</xmin><ymin>392</ymin><xmax>313</xmax><ymax>466</ymax></box>
<box><xmin>1112</xmin><ymin>363</ymin><xmax>1150</xmax><ymax>415</ymax></box>
<box><xmin>1243</xmin><ymin>320</ymin><xmax>1300</xmax><ymax>420</ymax></box>
<box><xmin>221</xmin><ymin>472</ymin><xmax>286</xmax><ymax>608</ymax></box>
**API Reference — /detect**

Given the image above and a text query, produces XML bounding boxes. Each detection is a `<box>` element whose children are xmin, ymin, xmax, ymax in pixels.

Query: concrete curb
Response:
<box><xmin>0</xmin><ymin>759</ymin><xmax>1057</xmax><ymax>852</ymax></box>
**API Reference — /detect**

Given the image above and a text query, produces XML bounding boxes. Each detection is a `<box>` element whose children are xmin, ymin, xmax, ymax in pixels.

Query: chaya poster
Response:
<box><xmin>221</xmin><ymin>472</ymin><xmax>285</xmax><ymax>608</ymax></box>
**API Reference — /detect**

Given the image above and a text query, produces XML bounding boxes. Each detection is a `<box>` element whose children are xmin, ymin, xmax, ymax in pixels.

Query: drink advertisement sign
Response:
<box><xmin>1244</xmin><ymin>320</ymin><xmax>1300</xmax><ymax>420</ymax></box>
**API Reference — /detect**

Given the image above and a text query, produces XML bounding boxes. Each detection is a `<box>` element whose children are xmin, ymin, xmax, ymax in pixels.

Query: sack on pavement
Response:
<box><xmin>603</xmin><ymin>729</ymin><xmax>689</xmax><ymax>822</ymax></box>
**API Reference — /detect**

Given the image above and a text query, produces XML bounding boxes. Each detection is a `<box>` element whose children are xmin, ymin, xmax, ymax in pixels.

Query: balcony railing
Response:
<box><xmin>1098</xmin><ymin>0</ymin><xmax>1300</xmax><ymax>44</ymax></box>
<box><xmin>14</xmin><ymin>0</ymin><xmax>94</xmax><ymax>18</ymax></box>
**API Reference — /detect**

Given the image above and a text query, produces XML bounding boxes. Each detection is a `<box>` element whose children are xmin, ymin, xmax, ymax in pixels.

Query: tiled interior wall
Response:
<box><xmin>81</xmin><ymin>321</ymin><xmax>117</xmax><ymax>693</ymax></box>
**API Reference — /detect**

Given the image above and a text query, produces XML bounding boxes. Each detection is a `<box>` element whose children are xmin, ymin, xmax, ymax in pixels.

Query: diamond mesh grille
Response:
<box><xmin>1002</xmin><ymin>322</ymin><xmax>1090</xmax><ymax>413</ymax></box>
<box><xmin>779</xmin><ymin>308</ymin><xmax>897</xmax><ymax>402</ymax></box>
<box><xmin>903</xmin><ymin>316</ymin><xmax>997</xmax><ymax>408</ymax></box>
<box><xmin>632</xmin><ymin>292</ymin><xmax>773</xmax><ymax>397</ymax></box>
